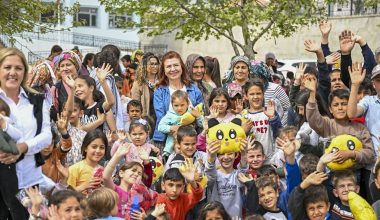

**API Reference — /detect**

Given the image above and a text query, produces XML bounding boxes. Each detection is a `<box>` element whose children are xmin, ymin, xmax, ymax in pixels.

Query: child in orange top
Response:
<box><xmin>156</xmin><ymin>159</ymin><xmax>203</xmax><ymax>220</ymax></box>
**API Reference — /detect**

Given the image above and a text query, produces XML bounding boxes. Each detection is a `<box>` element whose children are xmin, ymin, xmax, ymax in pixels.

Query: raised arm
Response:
<box><xmin>347</xmin><ymin>62</ymin><xmax>366</xmax><ymax>118</ymax></box>
<box><xmin>319</xmin><ymin>20</ymin><xmax>332</xmax><ymax>56</ymax></box>
<box><xmin>97</xmin><ymin>63</ymin><xmax>115</xmax><ymax>112</ymax></box>
<box><xmin>339</xmin><ymin>30</ymin><xmax>356</xmax><ymax>87</ymax></box>
<box><xmin>103</xmin><ymin>143</ymin><xmax>131</xmax><ymax>189</ymax></box>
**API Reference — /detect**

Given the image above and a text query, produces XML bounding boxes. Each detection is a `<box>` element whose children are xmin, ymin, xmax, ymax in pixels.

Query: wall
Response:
<box><xmin>140</xmin><ymin>16</ymin><xmax>380</xmax><ymax>72</ymax></box>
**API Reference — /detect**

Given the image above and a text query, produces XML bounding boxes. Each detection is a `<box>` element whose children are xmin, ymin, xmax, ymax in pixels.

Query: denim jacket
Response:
<box><xmin>153</xmin><ymin>83</ymin><xmax>204</xmax><ymax>142</ymax></box>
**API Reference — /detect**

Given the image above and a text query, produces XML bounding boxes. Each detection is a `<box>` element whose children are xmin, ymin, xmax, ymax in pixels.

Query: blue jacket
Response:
<box><xmin>153</xmin><ymin>84</ymin><xmax>204</xmax><ymax>142</ymax></box>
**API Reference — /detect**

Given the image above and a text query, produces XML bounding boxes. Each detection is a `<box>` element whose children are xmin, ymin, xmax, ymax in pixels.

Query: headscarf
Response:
<box><xmin>223</xmin><ymin>55</ymin><xmax>250</xmax><ymax>84</ymax></box>
<box><xmin>28</xmin><ymin>60</ymin><xmax>56</xmax><ymax>89</ymax></box>
<box><xmin>52</xmin><ymin>51</ymin><xmax>82</xmax><ymax>75</ymax></box>
<box><xmin>185</xmin><ymin>54</ymin><xmax>206</xmax><ymax>80</ymax></box>
<box><xmin>250</xmin><ymin>60</ymin><xmax>272</xmax><ymax>90</ymax></box>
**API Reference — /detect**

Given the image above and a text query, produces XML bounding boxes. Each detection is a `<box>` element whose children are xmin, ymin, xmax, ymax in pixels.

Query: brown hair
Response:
<box><xmin>0</xmin><ymin>98</ymin><xmax>10</xmax><ymax>116</ymax></box>
<box><xmin>332</xmin><ymin>170</ymin><xmax>357</xmax><ymax>188</ymax></box>
<box><xmin>256</xmin><ymin>176</ymin><xmax>278</xmax><ymax>191</ymax></box>
<box><xmin>156</xmin><ymin>51</ymin><xmax>191</xmax><ymax>88</ymax></box>
<box><xmin>118</xmin><ymin>161</ymin><xmax>144</xmax><ymax>179</ymax></box>
<box><xmin>86</xmin><ymin>187</ymin><xmax>119</xmax><ymax>218</ymax></box>
<box><xmin>171</xmin><ymin>90</ymin><xmax>189</xmax><ymax>104</ymax></box>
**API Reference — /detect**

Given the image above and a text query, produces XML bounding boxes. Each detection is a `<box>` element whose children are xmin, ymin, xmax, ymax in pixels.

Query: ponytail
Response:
<box><xmin>205</xmin><ymin>56</ymin><xmax>222</xmax><ymax>88</ymax></box>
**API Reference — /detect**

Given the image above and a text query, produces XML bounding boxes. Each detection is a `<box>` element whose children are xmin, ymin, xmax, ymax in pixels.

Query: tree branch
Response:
<box><xmin>173</xmin><ymin>0</ymin><xmax>244</xmax><ymax>49</ymax></box>
<box><xmin>227</xmin><ymin>28</ymin><xmax>240</xmax><ymax>56</ymax></box>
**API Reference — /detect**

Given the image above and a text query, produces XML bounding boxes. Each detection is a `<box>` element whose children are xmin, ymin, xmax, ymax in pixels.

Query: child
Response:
<box><xmin>0</xmin><ymin>98</ymin><xmax>22</xmax><ymax>154</ymax></box>
<box><xmin>331</xmin><ymin>171</ymin><xmax>360</xmax><ymax>219</ymax></box>
<box><xmin>370</xmin><ymin>152</ymin><xmax>380</xmax><ymax>216</ymax></box>
<box><xmin>197</xmin><ymin>88</ymin><xmax>235</xmax><ymax>152</ymax></box>
<box><xmin>241</xmin><ymin>79</ymin><xmax>282</xmax><ymax>160</ymax></box>
<box><xmin>67</xmin><ymin>129</ymin><xmax>107</xmax><ymax>195</ymax></box>
<box><xmin>124</xmin><ymin>99</ymin><xmax>143</xmax><ymax>132</ymax></box>
<box><xmin>48</xmin><ymin>190</ymin><xmax>84</xmax><ymax>219</ymax></box>
<box><xmin>111</xmin><ymin>119</ymin><xmax>154</xmax><ymax>164</ymax></box>
<box><xmin>165</xmin><ymin>125</ymin><xmax>208</xmax><ymax>219</ymax></box>
<box><xmin>75</xmin><ymin>64</ymin><xmax>115</xmax><ymax>130</ymax></box>
<box><xmin>205</xmin><ymin>137</ymin><xmax>248</xmax><ymax>218</ymax></box>
<box><xmin>256</xmin><ymin>176</ymin><xmax>287</xmax><ymax>219</ymax></box>
<box><xmin>158</xmin><ymin>90</ymin><xmax>203</xmax><ymax>156</ymax></box>
<box><xmin>198</xmin><ymin>201</ymin><xmax>232</xmax><ymax>220</ymax></box>
<box><xmin>157</xmin><ymin>164</ymin><xmax>203</xmax><ymax>220</ymax></box>
<box><xmin>247</xmin><ymin>140</ymin><xmax>266</xmax><ymax>179</ymax></box>
<box><xmin>86</xmin><ymin>187</ymin><xmax>123</xmax><ymax>220</ymax></box>
<box><xmin>304</xmin><ymin>76</ymin><xmax>375</xmax><ymax>167</ymax></box>
<box><xmin>351</xmin><ymin>78</ymin><xmax>373</xmax><ymax>124</ymax></box>
<box><xmin>289</xmin><ymin>171</ymin><xmax>330</xmax><ymax>220</ymax></box>
<box><xmin>103</xmin><ymin>144</ymin><xmax>154</xmax><ymax>218</ymax></box>
<box><xmin>227</xmin><ymin>82</ymin><xmax>244</xmax><ymax>114</ymax></box>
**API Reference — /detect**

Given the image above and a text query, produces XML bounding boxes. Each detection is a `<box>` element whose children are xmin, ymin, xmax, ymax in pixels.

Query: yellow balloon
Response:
<box><xmin>180</xmin><ymin>103</ymin><xmax>204</xmax><ymax>126</ymax></box>
<box><xmin>348</xmin><ymin>192</ymin><xmax>376</xmax><ymax>220</ymax></box>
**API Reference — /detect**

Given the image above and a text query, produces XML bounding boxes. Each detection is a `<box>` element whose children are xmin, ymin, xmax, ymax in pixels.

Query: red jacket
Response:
<box><xmin>156</xmin><ymin>184</ymin><xmax>203</xmax><ymax>220</ymax></box>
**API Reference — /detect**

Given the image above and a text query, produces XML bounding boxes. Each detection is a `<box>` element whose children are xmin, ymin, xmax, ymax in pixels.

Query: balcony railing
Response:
<box><xmin>328</xmin><ymin>2</ymin><xmax>380</xmax><ymax>17</ymax></box>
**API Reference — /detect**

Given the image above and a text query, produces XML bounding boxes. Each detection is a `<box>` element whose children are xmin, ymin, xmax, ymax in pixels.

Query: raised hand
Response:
<box><xmin>276</xmin><ymin>137</ymin><xmax>297</xmax><ymax>158</ymax></box>
<box><xmin>116</xmin><ymin>130</ymin><xmax>127</xmax><ymax>141</ymax></box>
<box><xmin>190</xmin><ymin>106</ymin><xmax>201</xmax><ymax>119</ymax></box>
<box><xmin>304</xmin><ymin>171</ymin><xmax>328</xmax><ymax>186</ymax></box>
<box><xmin>96</xmin><ymin>63</ymin><xmax>113</xmax><ymax>84</ymax></box>
<box><xmin>303</xmin><ymin>76</ymin><xmax>317</xmax><ymax>92</ymax></box>
<box><xmin>47</xmin><ymin>205</ymin><xmax>62</xmax><ymax>220</ymax></box>
<box><xmin>294</xmin><ymin>63</ymin><xmax>307</xmax><ymax>86</ymax></box>
<box><xmin>304</xmin><ymin>40</ymin><xmax>321</xmax><ymax>53</ymax></box>
<box><xmin>116</xmin><ymin>142</ymin><xmax>131</xmax><ymax>158</ymax></box>
<box><xmin>325</xmin><ymin>52</ymin><xmax>341</xmax><ymax>65</ymax></box>
<box><xmin>138</xmin><ymin>148</ymin><xmax>150</xmax><ymax>162</ymax></box>
<box><xmin>208</xmin><ymin>105</ymin><xmax>219</xmax><ymax>118</ymax></box>
<box><xmin>238</xmin><ymin>172</ymin><xmax>253</xmax><ymax>183</ymax></box>
<box><xmin>339</xmin><ymin>30</ymin><xmax>356</xmax><ymax>55</ymax></box>
<box><xmin>96</xmin><ymin>108</ymin><xmax>106</xmax><ymax>122</ymax></box>
<box><xmin>56</xmin><ymin>159</ymin><xmax>69</xmax><ymax>180</ymax></box>
<box><xmin>26</xmin><ymin>186</ymin><xmax>43</xmax><ymax>209</ymax></box>
<box><xmin>56</xmin><ymin>113</ymin><xmax>68</xmax><ymax>135</ymax></box>
<box><xmin>239</xmin><ymin>137</ymin><xmax>248</xmax><ymax>153</ymax></box>
<box><xmin>179</xmin><ymin>158</ymin><xmax>197</xmax><ymax>183</ymax></box>
<box><xmin>264</xmin><ymin>99</ymin><xmax>275</xmax><ymax>119</ymax></box>
<box><xmin>232</xmin><ymin>99</ymin><xmax>244</xmax><ymax>114</ymax></box>
<box><xmin>207</xmin><ymin>140</ymin><xmax>221</xmax><ymax>162</ymax></box>
<box><xmin>105</xmin><ymin>130</ymin><xmax>113</xmax><ymax>144</ymax></box>
<box><xmin>247</xmin><ymin>135</ymin><xmax>256</xmax><ymax>150</ymax></box>
<box><xmin>63</xmin><ymin>75</ymin><xmax>76</xmax><ymax>89</ymax></box>
<box><xmin>348</xmin><ymin>62</ymin><xmax>366</xmax><ymax>85</ymax></box>
<box><xmin>319</xmin><ymin>20</ymin><xmax>332</xmax><ymax>36</ymax></box>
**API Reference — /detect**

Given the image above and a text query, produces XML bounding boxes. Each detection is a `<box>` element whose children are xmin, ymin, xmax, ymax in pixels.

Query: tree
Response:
<box><xmin>0</xmin><ymin>0</ymin><xmax>79</xmax><ymax>44</ymax></box>
<box><xmin>99</xmin><ymin>0</ymin><xmax>329</xmax><ymax>59</ymax></box>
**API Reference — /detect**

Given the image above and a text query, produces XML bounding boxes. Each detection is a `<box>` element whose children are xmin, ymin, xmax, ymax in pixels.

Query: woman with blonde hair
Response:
<box><xmin>0</xmin><ymin>48</ymin><xmax>52</xmax><ymax>219</ymax></box>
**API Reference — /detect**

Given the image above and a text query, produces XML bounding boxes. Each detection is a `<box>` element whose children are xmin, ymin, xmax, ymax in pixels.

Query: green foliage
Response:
<box><xmin>0</xmin><ymin>0</ymin><xmax>80</xmax><ymax>41</ymax></box>
<box><xmin>99</xmin><ymin>0</ymin><xmax>378</xmax><ymax>58</ymax></box>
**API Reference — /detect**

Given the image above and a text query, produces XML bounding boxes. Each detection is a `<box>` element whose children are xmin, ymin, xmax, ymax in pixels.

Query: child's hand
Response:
<box><xmin>240</xmin><ymin>137</ymin><xmax>248</xmax><ymax>154</ymax></box>
<box><xmin>304</xmin><ymin>40</ymin><xmax>322</xmax><ymax>53</ymax></box>
<box><xmin>190</xmin><ymin>106</ymin><xmax>201</xmax><ymax>119</ymax></box>
<box><xmin>264</xmin><ymin>99</ymin><xmax>275</xmax><ymax>119</ymax></box>
<box><xmin>79</xmin><ymin>177</ymin><xmax>102</xmax><ymax>192</ymax></box>
<box><xmin>116</xmin><ymin>130</ymin><xmax>127</xmax><ymax>141</ymax></box>
<box><xmin>170</xmin><ymin>125</ymin><xmax>180</xmax><ymax>134</ymax></box>
<box><xmin>179</xmin><ymin>158</ymin><xmax>197</xmax><ymax>183</ymax></box>
<box><xmin>242</xmin><ymin>119</ymin><xmax>254</xmax><ymax>134</ymax></box>
<box><xmin>116</xmin><ymin>143</ymin><xmax>131</xmax><ymax>158</ymax></box>
<box><xmin>301</xmin><ymin>171</ymin><xmax>328</xmax><ymax>189</ymax></box>
<box><xmin>294</xmin><ymin>63</ymin><xmax>307</xmax><ymax>86</ymax></box>
<box><xmin>303</xmin><ymin>75</ymin><xmax>317</xmax><ymax>93</ymax></box>
<box><xmin>151</xmin><ymin>203</ymin><xmax>166</xmax><ymax>218</ymax></box>
<box><xmin>325</xmin><ymin>52</ymin><xmax>341</xmax><ymax>65</ymax></box>
<box><xmin>208</xmin><ymin>105</ymin><xmax>219</xmax><ymax>119</ymax></box>
<box><xmin>151</xmin><ymin>146</ymin><xmax>160</xmax><ymax>156</ymax></box>
<box><xmin>62</xmin><ymin>75</ymin><xmax>76</xmax><ymax>89</ymax></box>
<box><xmin>26</xmin><ymin>186</ymin><xmax>43</xmax><ymax>215</ymax></box>
<box><xmin>247</xmin><ymin>135</ymin><xmax>256</xmax><ymax>150</ymax></box>
<box><xmin>276</xmin><ymin>137</ymin><xmax>297</xmax><ymax>158</ymax></box>
<box><xmin>131</xmin><ymin>208</ymin><xmax>147</xmax><ymax>220</ymax></box>
<box><xmin>96</xmin><ymin>108</ymin><xmax>106</xmax><ymax>122</ymax></box>
<box><xmin>138</xmin><ymin>148</ymin><xmax>150</xmax><ymax>162</ymax></box>
<box><xmin>105</xmin><ymin>130</ymin><xmax>113</xmax><ymax>144</ymax></box>
<box><xmin>56</xmin><ymin>113</ymin><xmax>68</xmax><ymax>135</ymax></box>
<box><xmin>319</xmin><ymin>152</ymin><xmax>340</xmax><ymax>165</ymax></box>
<box><xmin>335</xmin><ymin>151</ymin><xmax>355</xmax><ymax>164</ymax></box>
<box><xmin>56</xmin><ymin>159</ymin><xmax>69</xmax><ymax>180</ymax></box>
<box><xmin>232</xmin><ymin>99</ymin><xmax>244</xmax><ymax>114</ymax></box>
<box><xmin>207</xmin><ymin>140</ymin><xmax>221</xmax><ymax>158</ymax></box>
<box><xmin>47</xmin><ymin>205</ymin><xmax>62</xmax><ymax>220</ymax></box>
<box><xmin>96</xmin><ymin>63</ymin><xmax>113</xmax><ymax>84</ymax></box>
<box><xmin>319</xmin><ymin>19</ymin><xmax>331</xmax><ymax>37</ymax></box>
<box><xmin>348</xmin><ymin>62</ymin><xmax>366</xmax><ymax>86</ymax></box>
<box><xmin>339</xmin><ymin>29</ymin><xmax>356</xmax><ymax>55</ymax></box>
<box><xmin>238</xmin><ymin>173</ymin><xmax>253</xmax><ymax>183</ymax></box>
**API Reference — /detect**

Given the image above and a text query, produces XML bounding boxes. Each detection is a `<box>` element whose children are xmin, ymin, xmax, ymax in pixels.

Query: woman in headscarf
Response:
<box><xmin>223</xmin><ymin>56</ymin><xmax>251</xmax><ymax>88</ymax></box>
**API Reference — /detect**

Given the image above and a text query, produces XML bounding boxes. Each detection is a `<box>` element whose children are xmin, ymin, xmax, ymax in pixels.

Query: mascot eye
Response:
<box><xmin>216</xmin><ymin>130</ymin><xmax>224</xmax><ymax>140</ymax></box>
<box><xmin>347</xmin><ymin>140</ymin><xmax>355</xmax><ymax>150</ymax></box>
<box><xmin>331</xmin><ymin>147</ymin><xmax>339</xmax><ymax>153</ymax></box>
<box><xmin>229</xmin><ymin>129</ymin><xmax>237</xmax><ymax>139</ymax></box>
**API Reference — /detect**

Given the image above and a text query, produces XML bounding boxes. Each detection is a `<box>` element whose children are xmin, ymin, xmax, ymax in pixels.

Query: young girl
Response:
<box><xmin>241</xmin><ymin>79</ymin><xmax>282</xmax><ymax>160</ymax></box>
<box><xmin>75</xmin><ymin>63</ymin><xmax>115</xmax><ymax>130</ymax></box>
<box><xmin>111</xmin><ymin>119</ymin><xmax>156</xmax><ymax>163</ymax></box>
<box><xmin>104</xmin><ymin>144</ymin><xmax>154</xmax><ymax>218</ymax></box>
<box><xmin>198</xmin><ymin>201</ymin><xmax>231</xmax><ymax>220</ymax></box>
<box><xmin>158</xmin><ymin>90</ymin><xmax>203</xmax><ymax>156</ymax></box>
<box><xmin>67</xmin><ymin>129</ymin><xmax>107</xmax><ymax>195</ymax></box>
<box><xmin>48</xmin><ymin>190</ymin><xmax>84</xmax><ymax>220</ymax></box>
<box><xmin>86</xmin><ymin>187</ymin><xmax>123</xmax><ymax>220</ymax></box>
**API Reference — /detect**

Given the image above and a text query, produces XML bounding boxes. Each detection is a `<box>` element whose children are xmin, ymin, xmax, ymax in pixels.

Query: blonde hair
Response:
<box><xmin>86</xmin><ymin>187</ymin><xmax>119</xmax><ymax>218</ymax></box>
<box><xmin>0</xmin><ymin>48</ymin><xmax>36</xmax><ymax>94</ymax></box>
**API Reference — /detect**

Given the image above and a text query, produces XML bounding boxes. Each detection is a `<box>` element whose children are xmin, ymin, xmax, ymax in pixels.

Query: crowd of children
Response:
<box><xmin>1</xmin><ymin>19</ymin><xmax>380</xmax><ymax>220</ymax></box>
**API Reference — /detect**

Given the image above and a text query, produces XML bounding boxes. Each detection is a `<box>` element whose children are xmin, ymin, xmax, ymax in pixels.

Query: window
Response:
<box><xmin>76</xmin><ymin>7</ymin><xmax>97</xmax><ymax>27</ymax></box>
<box><xmin>109</xmin><ymin>13</ymin><xmax>133</xmax><ymax>28</ymax></box>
